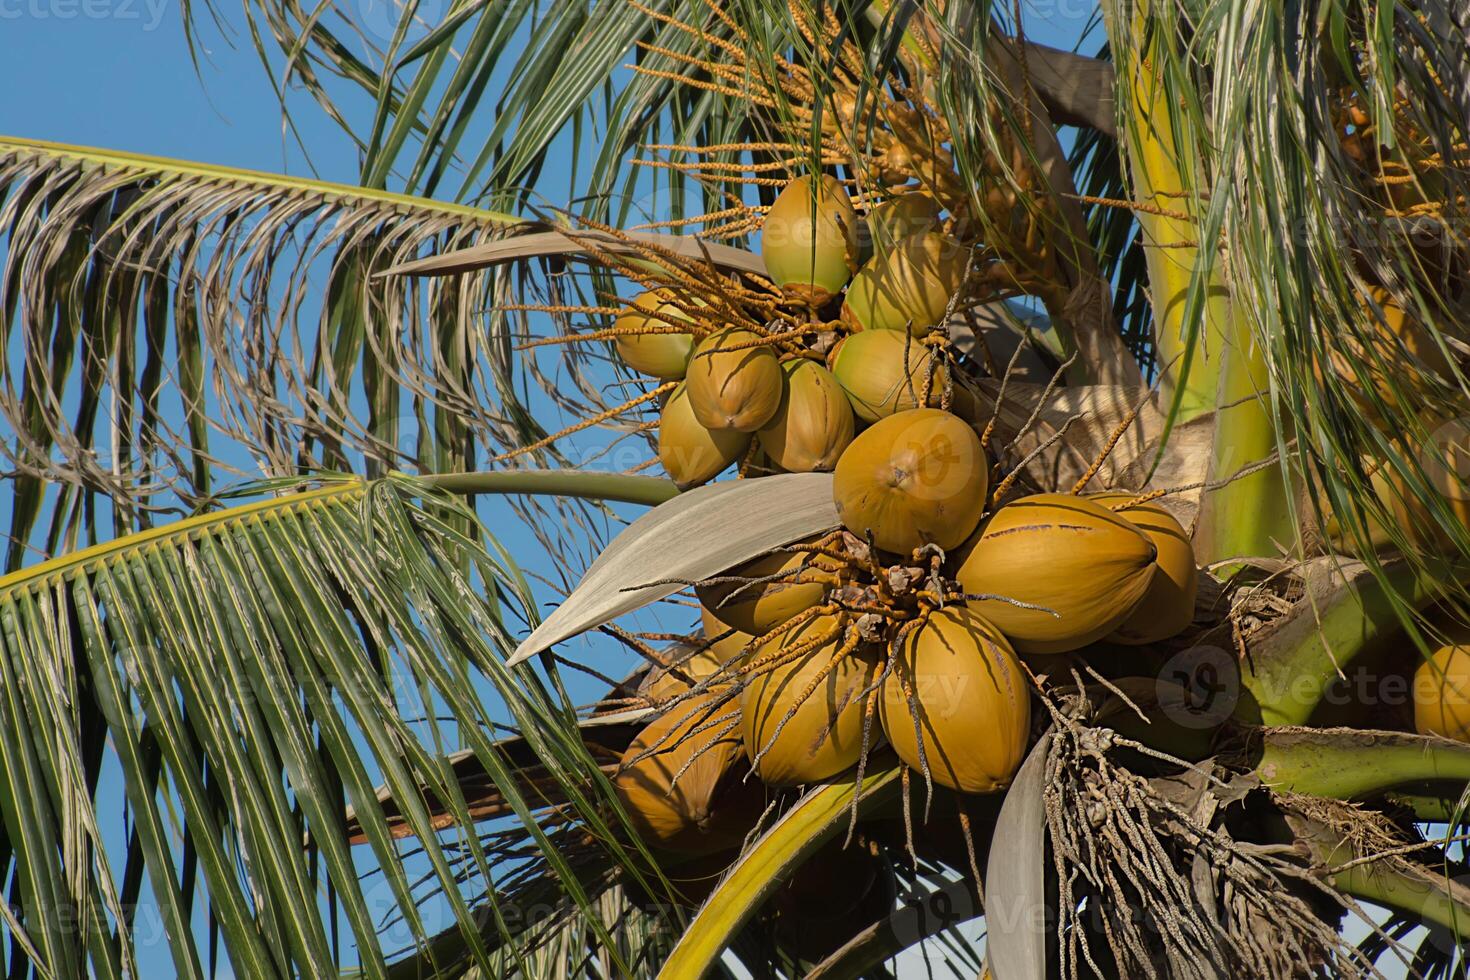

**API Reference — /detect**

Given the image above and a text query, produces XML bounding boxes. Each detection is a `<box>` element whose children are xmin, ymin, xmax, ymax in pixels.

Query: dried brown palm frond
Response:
<box><xmin>1027</xmin><ymin>683</ymin><xmax>1470</xmax><ymax>979</ymax></box>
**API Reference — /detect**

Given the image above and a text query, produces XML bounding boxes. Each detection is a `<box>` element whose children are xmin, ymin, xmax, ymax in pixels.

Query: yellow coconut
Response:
<box><xmin>612</xmin><ymin>288</ymin><xmax>696</xmax><ymax>379</ymax></box>
<box><xmin>1315</xmin><ymin>456</ymin><xmax>1398</xmax><ymax>555</ymax></box>
<box><xmin>833</xmin><ymin>408</ymin><xmax>987</xmax><ymax>555</ymax></box>
<box><xmin>762</xmin><ymin>175</ymin><xmax>861</xmax><ymax>306</ymax></box>
<box><xmin>956</xmin><ymin>493</ymin><xmax>1158</xmax><ymax>654</ymax></box>
<box><xmin>1414</xmin><ymin>636</ymin><xmax>1470</xmax><ymax>743</ymax></box>
<box><xmin>1404</xmin><ymin>417</ymin><xmax>1470</xmax><ymax>544</ymax></box>
<box><xmin>740</xmin><ymin>613</ymin><xmax>882</xmax><ymax>785</ymax></box>
<box><xmin>880</xmin><ymin>606</ymin><xmax>1029</xmax><ymax>793</ymax></box>
<box><xmin>842</xmin><ymin>232</ymin><xmax>968</xmax><ymax>336</ymax></box>
<box><xmin>830</xmin><ymin>327</ymin><xmax>950</xmax><ymax>422</ymax></box>
<box><xmin>614</xmin><ymin>691</ymin><xmax>757</xmax><ymax>854</ymax></box>
<box><xmin>658</xmin><ymin>382</ymin><xmax>751</xmax><ymax>489</ymax></box>
<box><xmin>701</xmin><ymin>604</ymin><xmax>752</xmax><ymax>656</ymax></box>
<box><xmin>1088</xmin><ymin>493</ymin><xmax>1199</xmax><ymax>645</ymax></box>
<box><xmin>1316</xmin><ymin>287</ymin><xmax>1455</xmax><ymax>417</ymax></box>
<box><xmin>697</xmin><ymin>548</ymin><xmax>837</xmax><ymax>636</ymax></box>
<box><xmin>864</xmin><ymin>192</ymin><xmax>941</xmax><ymax>253</ymax></box>
<box><xmin>756</xmin><ymin>359</ymin><xmax>855</xmax><ymax>472</ymax></box>
<box><xmin>684</xmin><ymin>327</ymin><xmax>785</xmax><ymax>432</ymax></box>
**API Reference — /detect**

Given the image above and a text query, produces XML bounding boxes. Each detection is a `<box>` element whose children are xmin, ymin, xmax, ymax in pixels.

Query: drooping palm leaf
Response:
<box><xmin>1102</xmin><ymin>0</ymin><xmax>1470</xmax><ymax>586</ymax></box>
<box><xmin>0</xmin><ymin>473</ymin><xmax>674</xmax><ymax>978</ymax></box>
<box><xmin>0</xmin><ymin>138</ymin><xmax>545</xmax><ymax>563</ymax></box>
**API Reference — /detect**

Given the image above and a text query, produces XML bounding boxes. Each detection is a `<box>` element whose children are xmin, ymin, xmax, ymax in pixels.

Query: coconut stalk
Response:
<box><xmin>1256</xmin><ymin>729</ymin><xmax>1470</xmax><ymax>800</ymax></box>
<box><xmin>655</xmin><ymin>768</ymin><xmax>902</xmax><ymax>979</ymax></box>
<box><xmin>1237</xmin><ymin>560</ymin><xmax>1441</xmax><ymax>726</ymax></box>
<box><xmin>1285</xmin><ymin>802</ymin><xmax>1470</xmax><ymax>942</ymax></box>
<box><xmin>1103</xmin><ymin>0</ymin><xmax>1294</xmax><ymax>567</ymax></box>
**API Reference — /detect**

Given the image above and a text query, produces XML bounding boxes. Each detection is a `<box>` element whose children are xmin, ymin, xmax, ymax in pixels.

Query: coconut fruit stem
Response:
<box><xmin>494</xmin><ymin>381</ymin><xmax>676</xmax><ymax>463</ymax></box>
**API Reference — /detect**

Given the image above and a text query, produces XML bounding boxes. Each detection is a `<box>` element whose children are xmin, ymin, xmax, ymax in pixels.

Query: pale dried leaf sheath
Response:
<box><xmin>379</xmin><ymin>228</ymin><xmax>767</xmax><ymax>279</ymax></box>
<box><xmin>507</xmin><ymin>472</ymin><xmax>840</xmax><ymax>665</ymax></box>
<box><xmin>985</xmin><ymin>731</ymin><xmax>1052</xmax><ymax>980</ymax></box>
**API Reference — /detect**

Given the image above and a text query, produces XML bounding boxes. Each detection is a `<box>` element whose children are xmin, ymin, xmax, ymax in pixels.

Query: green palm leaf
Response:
<box><xmin>0</xmin><ymin>473</ymin><xmax>665</xmax><ymax>977</ymax></box>
<box><xmin>0</xmin><ymin>137</ymin><xmax>654</xmax><ymax>577</ymax></box>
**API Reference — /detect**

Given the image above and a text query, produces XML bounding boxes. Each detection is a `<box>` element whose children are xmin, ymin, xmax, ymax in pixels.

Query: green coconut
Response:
<box><xmin>829</xmin><ymin>327</ymin><xmax>947</xmax><ymax>422</ymax></box>
<box><xmin>841</xmin><ymin>231</ymin><xmax>967</xmax><ymax>336</ymax></box>
<box><xmin>864</xmin><ymin>192</ymin><xmax>941</xmax><ymax>254</ymax></box>
<box><xmin>756</xmin><ymin>359</ymin><xmax>855</xmax><ymax>472</ymax></box>
<box><xmin>613</xmin><ymin>288</ymin><xmax>696</xmax><ymax>379</ymax></box>
<box><xmin>762</xmin><ymin>175</ymin><xmax>861</xmax><ymax>306</ymax></box>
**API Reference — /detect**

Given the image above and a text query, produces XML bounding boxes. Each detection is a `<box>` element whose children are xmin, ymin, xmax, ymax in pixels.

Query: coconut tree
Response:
<box><xmin>1</xmin><ymin>0</ymin><xmax>1469</xmax><ymax>976</ymax></box>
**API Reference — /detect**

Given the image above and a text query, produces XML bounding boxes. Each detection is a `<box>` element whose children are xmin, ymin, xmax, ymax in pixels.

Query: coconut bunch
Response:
<box><xmin>638</xmin><ymin>407</ymin><xmax>1205</xmax><ymax>803</ymax></box>
<box><xmin>624</xmin><ymin>1</ymin><xmax>1078</xmax><ymax>308</ymax></box>
<box><xmin>571</xmin><ymin>175</ymin><xmax>985</xmax><ymax>491</ymax></box>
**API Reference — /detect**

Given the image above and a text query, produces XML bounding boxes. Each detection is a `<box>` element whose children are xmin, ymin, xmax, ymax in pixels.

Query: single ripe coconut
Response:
<box><xmin>830</xmin><ymin>327</ymin><xmax>948</xmax><ymax>422</ymax></box>
<box><xmin>740</xmin><ymin>613</ymin><xmax>882</xmax><ymax>785</ymax></box>
<box><xmin>880</xmin><ymin>606</ymin><xmax>1029</xmax><ymax>793</ymax></box>
<box><xmin>756</xmin><ymin>359</ymin><xmax>855</xmax><ymax>472</ymax></box>
<box><xmin>614</xmin><ymin>692</ymin><xmax>757</xmax><ymax>854</ymax></box>
<box><xmin>697</xmin><ymin>548</ymin><xmax>837</xmax><ymax>636</ymax></box>
<box><xmin>685</xmin><ymin>327</ymin><xmax>784</xmax><ymax>432</ymax></box>
<box><xmin>956</xmin><ymin>493</ymin><xmax>1158</xmax><ymax>654</ymax></box>
<box><xmin>1313</xmin><ymin>456</ymin><xmax>1398</xmax><ymax>556</ymax></box>
<box><xmin>613</xmin><ymin>288</ymin><xmax>696</xmax><ymax>379</ymax></box>
<box><xmin>1414</xmin><ymin>636</ymin><xmax>1470</xmax><ymax>742</ymax></box>
<box><xmin>658</xmin><ymin>382</ymin><xmax>751</xmax><ymax>489</ymax></box>
<box><xmin>864</xmin><ymin>192</ymin><xmax>941</xmax><ymax>253</ymax></box>
<box><xmin>1315</xmin><ymin>287</ymin><xmax>1454</xmax><ymax>418</ymax></box>
<box><xmin>701</xmin><ymin>606</ymin><xmax>755</xmax><ymax>666</ymax></box>
<box><xmin>1088</xmin><ymin>493</ymin><xmax>1199</xmax><ymax>645</ymax></box>
<box><xmin>762</xmin><ymin>175</ymin><xmax>861</xmax><ymax>306</ymax></box>
<box><xmin>832</xmin><ymin>408</ymin><xmax>988</xmax><ymax>555</ymax></box>
<box><xmin>842</xmin><ymin>232</ymin><xmax>967</xmax><ymax>336</ymax></box>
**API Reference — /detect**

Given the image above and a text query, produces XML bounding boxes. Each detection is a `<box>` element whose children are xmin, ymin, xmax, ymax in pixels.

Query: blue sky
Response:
<box><xmin>1</xmin><ymin>1</ymin><xmax>361</xmax><ymax>179</ymax></box>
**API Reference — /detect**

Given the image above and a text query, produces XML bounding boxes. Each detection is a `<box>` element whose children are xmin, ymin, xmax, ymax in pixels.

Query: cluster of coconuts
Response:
<box><xmin>614</xmin><ymin>406</ymin><xmax>1203</xmax><ymax>858</ymax></box>
<box><xmin>609</xmin><ymin>175</ymin><xmax>1203</xmax><ymax>861</ymax></box>
<box><xmin>608</xmin><ymin>175</ymin><xmax>970</xmax><ymax>489</ymax></box>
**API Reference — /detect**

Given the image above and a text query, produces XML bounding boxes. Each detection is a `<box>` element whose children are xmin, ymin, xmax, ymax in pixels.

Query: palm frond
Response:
<box><xmin>0</xmin><ymin>137</ymin><xmax>648</xmax><ymax>575</ymax></box>
<box><xmin>1103</xmin><ymin>0</ymin><xmax>1470</xmax><ymax>587</ymax></box>
<box><xmin>0</xmin><ymin>473</ymin><xmax>662</xmax><ymax>977</ymax></box>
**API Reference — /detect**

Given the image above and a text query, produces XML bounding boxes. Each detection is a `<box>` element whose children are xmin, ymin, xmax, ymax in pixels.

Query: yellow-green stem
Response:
<box><xmin>656</xmin><ymin>768</ymin><xmax>902</xmax><ymax>979</ymax></box>
<box><xmin>1104</xmin><ymin>2</ymin><xmax>1293</xmax><ymax>566</ymax></box>
<box><xmin>1255</xmin><ymin>729</ymin><xmax>1470</xmax><ymax>800</ymax></box>
<box><xmin>1238</xmin><ymin>562</ymin><xmax>1438</xmax><ymax>726</ymax></box>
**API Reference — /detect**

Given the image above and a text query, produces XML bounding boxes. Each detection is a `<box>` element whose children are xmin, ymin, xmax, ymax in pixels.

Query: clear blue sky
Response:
<box><xmin>0</xmin><ymin>1</ymin><xmax>362</xmax><ymax>179</ymax></box>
